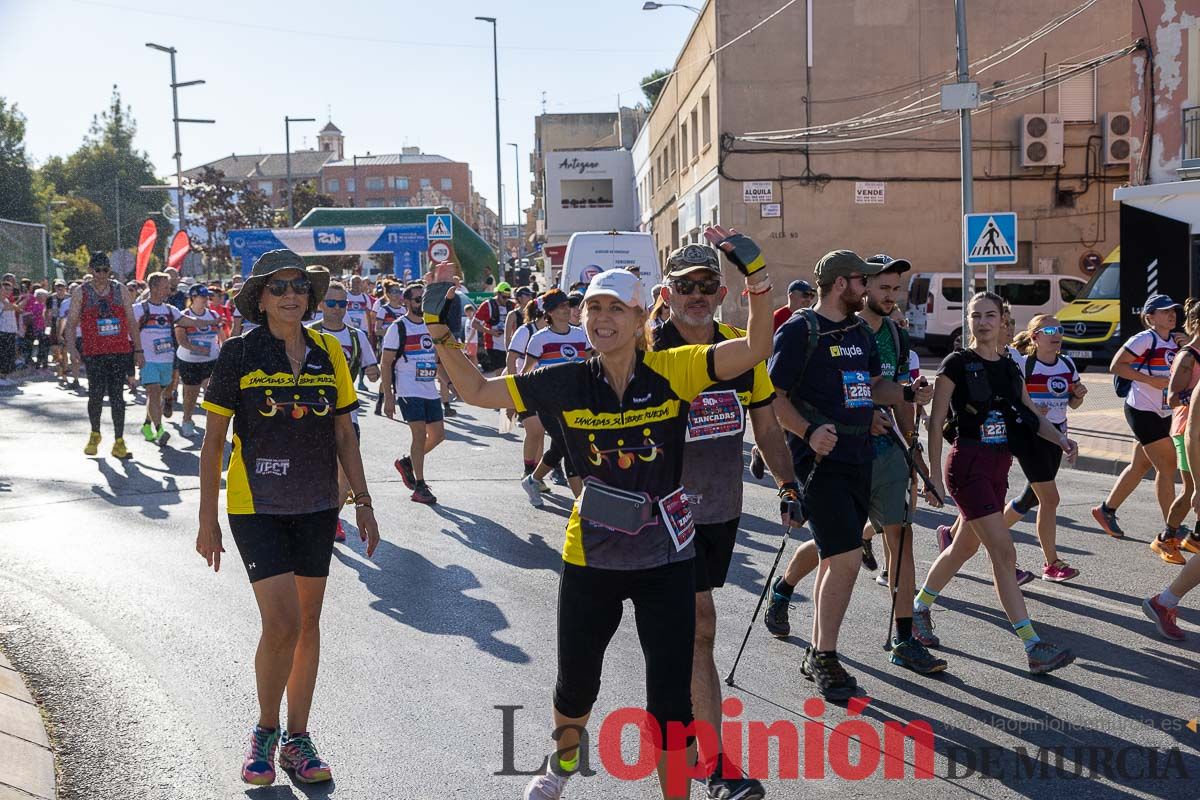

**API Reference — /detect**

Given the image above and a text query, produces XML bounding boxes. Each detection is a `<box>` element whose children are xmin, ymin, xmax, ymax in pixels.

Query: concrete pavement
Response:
<box><xmin>0</xmin><ymin>647</ymin><xmax>55</xmax><ymax>800</ymax></box>
<box><xmin>1</xmin><ymin>378</ymin><xmax>1198</xmax><ymax>799</ymax></box>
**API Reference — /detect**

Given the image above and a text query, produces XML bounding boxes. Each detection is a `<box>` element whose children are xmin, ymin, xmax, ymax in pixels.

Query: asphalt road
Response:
<box><xmin>0</xmin><ymin>379</ymin><xmax>1197</xmax><ymax>799</ymax></box>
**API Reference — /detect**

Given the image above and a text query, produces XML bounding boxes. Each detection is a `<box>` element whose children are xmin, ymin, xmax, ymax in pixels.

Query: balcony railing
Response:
<box><xmin>1184</xmin><ymin>106</ymin><xmax>1200</xmax><ymax>170</ymax></box>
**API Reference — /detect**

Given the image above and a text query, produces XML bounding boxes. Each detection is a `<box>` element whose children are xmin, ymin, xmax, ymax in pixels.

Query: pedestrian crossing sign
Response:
<box><xmin>426</xmin><ymin>214</ymin><xmax>453</xmax><ymax>241</ymax></box>
<box><xmin>964</xmin><ymin>212</ymin><xmax>1018</xmax><ymax>265</ymax></box>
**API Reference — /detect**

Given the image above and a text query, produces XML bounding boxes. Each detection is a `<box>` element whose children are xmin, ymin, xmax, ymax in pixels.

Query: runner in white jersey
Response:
<box><xmin>506</xmin><ymin>296</ymin><xmax>548</xmax><ymax>481</ymax></box>
<box><xmin>133</xmin><ymin>272</ymin><xmax>185</xmax><ymax>446</ymax></box>
<box><xmin>345</xmin><ymin>275</ymin><xmax>375</xmax><ymax>388</ymax></box>
<box><xmin>309</xmin><ymin>281</ymin><xmax>380</xmax><ymax>541</ymax></box>
<box><xmin>519</xmin><ymin>290</ymin><xmax>592</xmax><ymax>504</ymax></box>
<box><xmin>176</xmin><ymin>284</ymin><xmax>225</xmax><ymax>437</ymax></box>
<box><xmin>381</xmin><ymin>283</ymin><xmax>443</xmax><ymax>505</ymax></box>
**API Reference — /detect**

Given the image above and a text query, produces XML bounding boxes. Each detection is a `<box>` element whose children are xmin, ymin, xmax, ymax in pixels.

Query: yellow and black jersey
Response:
<box><xmin>202</xmin><ymin>325</ymin><xmax>357</xmax><ymax>515</ymax></box>
<box><xmin>505</xmin><ymin>345</ymin><xmax>718</xmax><ymax>570</ymax></box>
<box><xmin>652</xmin><ymin>320</ymin><xmax>774</xmax><ymax>524</ymax></box>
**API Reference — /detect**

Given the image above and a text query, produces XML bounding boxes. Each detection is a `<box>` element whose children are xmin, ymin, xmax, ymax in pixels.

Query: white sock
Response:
<box><xmin>1158</xmin><ymin>589</ymin><xmax>1181</xmax><ymax>609</ymax></box>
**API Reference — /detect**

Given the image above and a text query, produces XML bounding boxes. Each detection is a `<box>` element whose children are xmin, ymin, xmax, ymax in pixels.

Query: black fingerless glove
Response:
<box><xmin>714</xmin><ymin>232</ymin><xmax>766</xmax><ymax>277</ymax></box>
<box><xmin>421</xmin><ymin>281</ymin><xmax>455</xmax><ymax>327</ymax></box>
<box><xmin>779</xmin><ymin>481</ymin><xmax>800</xmax><ymax>518</ymax></box>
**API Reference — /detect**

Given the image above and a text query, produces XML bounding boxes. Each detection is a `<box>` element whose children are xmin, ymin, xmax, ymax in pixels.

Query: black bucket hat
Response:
<box><xmin>234</xmin><ymin>249</ymin><xmax>331</xmax><ymax>326</ymax></box>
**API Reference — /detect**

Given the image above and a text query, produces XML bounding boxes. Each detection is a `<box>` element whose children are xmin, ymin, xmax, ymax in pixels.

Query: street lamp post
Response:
<box><xmin>475</xmin><ymin>16</ymin><xmax>504</xmax><ymax>270</ymax></box>
<box><xmin>145</xmin><ymin>43</ymin><xmax>212</xmax><ymax>234</ymax></box>
<box><xmin>507</xmin><ymin>142</ymin><xmax>522</xmax><ymax>263</ymax></box>
<box><xmin>284</xmin><ymin>116</ymin><xmax>316</xmax><ymax>226</ymax></box>
<box><xmin>641</xmin><ymin>2</ymin><xmax>702</xmax><ymax>13</ymax></box>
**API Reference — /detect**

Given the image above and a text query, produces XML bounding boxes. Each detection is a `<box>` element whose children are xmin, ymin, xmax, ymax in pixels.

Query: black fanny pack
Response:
<box><xmin>578</xmin><ymin>479</ymin><xmax>657</xmax><ymax>535</ymax></box>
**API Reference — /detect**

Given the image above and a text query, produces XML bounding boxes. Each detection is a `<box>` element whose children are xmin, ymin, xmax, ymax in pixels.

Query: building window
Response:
<box><xmin>560</xmin><ymin>179</ymin><xmax>613</xmax><ymax>209</ymax></box>
<box><xmin>690</xmin><ymin>108</ymin><xmax>700</xmax><ymax>158</ymax></box>
<box><xmin>365</xmin><ymin>198</ymin><xmax>385</xmax><ymax>208</ymax></box>
<box><xmin>346</xmin><ymin>177</ymin><xmax>356</xmax><ymax>193</ymax></box>
<box><xmin>440</xmin><ymin>177</ymin><xmax>453</xmax><ymax>191</ymax></box>
<box><xmin>365</xmin><ymin>176</ymin><xmax>385</xmax><ymax>191</ymax></box>
<box><xmin>669</xmin><ymin>136</ymin><xmax>677</xmax><ymax>175</ymax></box>
<box><xmin>420</xmin><ymin>178</ymin><xmax>432</xmax><ymax>189</ymax></box>
<box><xmin>258</xmin><ymin>181</ymin><xmax>273</xmax><ymax>194</ymax></box>
<box><xmin>325</xmin><ymin>178</ymin><xmax>340</xmax><ymax>192</ymax></box>
<box><xmin>1058</xmin><ymin>66</ymin><xmax>1096</xmax><ymax>123</ymax></box>
<box><xmin>681</xmin><ymin>123</ymin><xmax>689</xmax><ymax>168</ymax></box>
<box><xmin>701</xmin><ymin>92</ymin><xmax>712</xmax><ymax>146</ymax></box>
<box><xmin>393</xmin><ymin>176</ymin><xmax>408</xmax><ymax>190</ymax></box>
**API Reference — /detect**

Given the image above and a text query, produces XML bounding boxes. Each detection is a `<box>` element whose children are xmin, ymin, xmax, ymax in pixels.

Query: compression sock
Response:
<box><xmin>1157</xmin><ymin>588</ymin><xmax>1182</xmax><ymax>609</ymax></box>
<box><xmin>914</xmin><ymin>586</ymin><xmax>940</xmax><ymax>612</ymax></box>
<box><xmin>895</xmin><ymin>617</ymin><xmax>914</xmax><ymax>642</ymax></box>
<box><xmin>1012</xmin><ymin>619</ymin><xmax>1041</xmax><ymax>652</ymax></box>
<box><xmin>772</xmin><ymin>576</ymin><xmax>795</xmax><ymax>601</ymax></box>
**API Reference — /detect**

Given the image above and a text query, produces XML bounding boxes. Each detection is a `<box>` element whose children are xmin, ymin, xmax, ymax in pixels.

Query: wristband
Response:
<box><xmin>802</xmin><ymin>424</ymin><xmax>817</xmax><ymax>445</ymax></box>
<box><xmin>903</xmin><ymin>384</ymin><xmax>916</xmax><ymax>403</ymax></box>
<box><xmin>714</xmin><ymin>232</ymin><xmax>767</xmax><ymax>277</ymax></box>
<box><xmin>421</xmin><ymin>281</ymin><xmax>456</xmax><ymax>327</ymax></box>
<box><xmin>777</xmin><ymin>481</ymin><xmax>800</xmax><ymax>498</ymax></box>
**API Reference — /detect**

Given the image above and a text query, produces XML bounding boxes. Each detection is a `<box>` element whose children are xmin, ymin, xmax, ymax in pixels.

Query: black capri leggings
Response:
<box><xmin>555</xmin><ymin>560</ymin><xmax>695</xmax><ymax>749</ymax></box>
<box><xmin>83</xmin><ymin>353</ymin><xmax>131</xmax><ymax>437</ymax></box>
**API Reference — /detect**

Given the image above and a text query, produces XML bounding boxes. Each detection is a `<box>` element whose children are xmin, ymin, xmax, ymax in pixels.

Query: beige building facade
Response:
<box><xmin>638</xmin><ymin>0</ymin><xmax>1133</xmax><ymax>322</ymax></box>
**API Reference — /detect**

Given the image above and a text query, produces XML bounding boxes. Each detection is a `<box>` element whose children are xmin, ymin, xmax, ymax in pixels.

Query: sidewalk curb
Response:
<box><xmin>1073</xmin><ymin>453</ymin><xmax>1131</xmax><ymax>477</ymax></box>
<box><xmin>0</xmin><ymin>645</ymin><xmax>57</xmax><ymax>800</ymax></box>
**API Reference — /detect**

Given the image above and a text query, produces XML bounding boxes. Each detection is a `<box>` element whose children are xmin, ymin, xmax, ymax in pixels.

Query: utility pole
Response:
<box><xmin>508</xmin><ymin>143</ymin><xmax>522</xmax><ymax>263</ymax></box>
<box><xmin>476</xmin><ymin>16</ymin><xmax>504</xmax><ymax>271</ymax></box>
<box><xmin>145</xmin><ymin>43</ymin><xmax>212</xmax><ymax>235</ymax></box>
<box><xmin>285</xmin><ymin>116</ymin><xmax>316</xmax><ymax>226</ymax></box>
<box><xmin>114</xmin><ymin>173</ymin><xmax>121</xmax><ymax>252</ymax></box>
<box><xmin>943</xmin><ymin>0</ymin><xmax>980</xmax><ymax>342</ymax></box>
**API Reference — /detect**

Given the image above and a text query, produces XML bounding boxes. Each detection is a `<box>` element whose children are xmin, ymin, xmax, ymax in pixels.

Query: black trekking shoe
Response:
<box><xmin>443</xmin><ymin>402</ymin><xmax>457</xmax><ymax>418</ymax></box>
<box><xmin>706</xmin><ymin>766</ymin><xmax>765</xmax><ymax>800</ymax></box>
<box><xmin>394</xmin><ymin>456</ymin><xmax>416</xmax><ymax>490</ymax></box>
<box><xmin>890</xmin><ymin>637</ymin><xmax>948</xmax><ymax>675</ymax></box>
<box><xmin>764</xmin><ymin>593</ymin><xmax>790</xmax><ymax>638</ymax></box>
<box><xmin>861</xmin><ymin>539</ymin><xmax>878</xmax><ymax>572</ymax></box>
<box><xmin>799</xmin><ymin>645</ymin><xmax>859</xmax><ymax>688</ymax></box>
<box><xmin>809</xmin><ymin>651</ymin><xmax>858</xmax><ymax>701</ymax></box>
<box><xmin>748</xmin><ymin>445</ymin><xmax>765</xmax><ymax>480</ymax></box>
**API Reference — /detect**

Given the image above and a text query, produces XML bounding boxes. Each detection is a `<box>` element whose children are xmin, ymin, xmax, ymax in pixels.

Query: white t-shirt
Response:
<box><xmin>373</xmin><ymin>300</ymin><xmax>406</xmax><ymax>337</ymax></box>
<box><xmin>309</xmin><ymin>322</ymin><xmax>376</xmax><ymax>423</ymax></box>
<box><xmin>133</xmin><ymin>301</ymin><xmax>182</xmax><ymax>363</ymax></box>
<box><xmin>382</xmin><ymin>316</ymin><xmax>439</xmax><ymax>400</ymax></box>
<box><xmin>507</xmin><ymin>321</ymin><xmax>540</xmax><ymax>373</ymax></box>
<box><xmin>907</xmin><ymin>350</ymin><xmax>921</xmax><ymax>382</ymax></box>
<box><xmin>1123</xmin><ymin>329</ymin><xmax>1177</xmax><ymax>416</ymax></box>
<box><xmin>525</xmin><ymin>325</ymin><xmax>590</xmax><ymax>367</ymax></box>
<box><xmin>345</xmin><ymin>293</ymin><xmax>372</xmax><ymax>331</ymax></box>
<box><xmin>1013</xmin><ymin>353</ymin><xmax>1079</xmax><ymax>426</ymax></box>
<box><xmin>58</xmin><ymin>296</ymin><xmax>82</xmax><ymax>338</ymax></box>
<box><xmin>176</xmin><ymin>308</ymin><xmax>222</xmax><ymax>363</ymax></box>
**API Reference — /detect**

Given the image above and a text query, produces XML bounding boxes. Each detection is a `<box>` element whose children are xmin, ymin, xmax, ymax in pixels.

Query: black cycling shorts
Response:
<box><xmin>1015</xmin><ymin>429</ymin><xmax>1064</xmax><ymax>484</ymax></box>
<box><xmin>228</xmin><ymin>508</ymin><xmax>340</xmax><ymax>583</ymax></box>
<box><xmin>556</xmin><ymin>560</ymin><xmax>694</xmax><ymax>749</ymax></box>
<box><xmin>797</xmin><ymin>456</ymin><xmax>872</xmax><ymax>559</ymax></box>
<box><xmin>693</xmin><ymin>518</ymin><xmax>739</xmax><ymax>593</ymax></box>
<box><xmin>1124</xmin><ymin>405</ymin><xmax>1172</xmax><ymax>446</ymax></box>
<box><xmin>178</xmin><ymin>360</ymin><xmax>216</xmax><ymax>386</ymax></box>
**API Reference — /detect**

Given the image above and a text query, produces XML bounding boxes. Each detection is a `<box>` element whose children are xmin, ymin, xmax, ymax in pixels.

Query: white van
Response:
<box><xmin>558</xmin><ymin>231</ymin><xmax>658</xmax><ymax>308</ymax></box>
<box><xmin>906</xmin><ymin>272</ymin><xmax>1085</xmax><ymax>354</ymax></box>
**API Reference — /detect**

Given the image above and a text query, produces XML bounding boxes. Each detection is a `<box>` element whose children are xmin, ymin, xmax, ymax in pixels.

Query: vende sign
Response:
<box><xmin>743</xmin><ymin>181</ymin><xmax>774</xmax><ymax>203</ymax></box>
<box><xmin>855</xmin><ymin>181</ymin><xmax>886</xmax><ymax>204</ymax></box>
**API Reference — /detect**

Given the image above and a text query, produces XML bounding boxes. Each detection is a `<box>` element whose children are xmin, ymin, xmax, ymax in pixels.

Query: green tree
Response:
<box><xmin>58</xmin><ymin>196</ymin><xmax>109</xmax><ymax>255</ymax></box>
<box><xmin>0</xmin><ymin>98</ymin><xmax>37</xmax><ymax>222</ymax></box>
<box><xmin>236</xmin><ymin>183</ymin><xmax>275</xmax><ymax>228</ymax></box>
<box><xmin>186</xmin><ymin>166</ymin><xmax>239</xmax><ymax>271</ymax></box>
<box><xmin>52</xmin><ymin>86</ymin><xmax>168</xmax><ymax>251</ymax></box>
<box><xmin>277</xmin><ymin>179</ymin><xmax>335</xmax><ymax>225</ymax></box>
<box><xmin>640</xmin><ymin>68</ymin><xmax>671</xmax><ymax>107</ymax></box>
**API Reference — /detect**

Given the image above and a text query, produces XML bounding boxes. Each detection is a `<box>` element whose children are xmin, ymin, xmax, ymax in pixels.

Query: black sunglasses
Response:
<box><xmin>266</xmin><ymin>277</ymin><xmax>311</xmax><ymax>297</ymax></box>
<box><xmin>324</xmin><ymin>299</ymin><xmax>348</xmax><ymax>308</ymax></box>
<box><xmin>671</xmin><ymin>277</ymin><xmax>721</xmax><ymax>296</ymax></box>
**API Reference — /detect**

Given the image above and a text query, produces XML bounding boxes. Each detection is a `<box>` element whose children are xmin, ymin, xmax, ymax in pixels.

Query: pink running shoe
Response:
<box><xmin>335</xmin><ymin>519</ymin><xmax>346</xmax><ymax>543</ymax></box>
<box><xmin>1041</xmin><ymin>560</ymin><xmax>1079</xmax><ymax>583</ymax></box>
<box><xmin>936</xmin><ymin>525</ymin><xmax>953</xmax><ymax>553</ymax></box>
<box><xmin>279</xmin><ymin>732</ymin><xmax>332</xmax><ymax>784</ymax></box>
<box><xmin>241</xmin><ymin>725</ymin><xmax>279</xmax><ymax>786</ymax></box>
<box><xmin>1142</xmin><ymin>596</ymin><xmax>1185</xmax><ymax>641</ymax></box>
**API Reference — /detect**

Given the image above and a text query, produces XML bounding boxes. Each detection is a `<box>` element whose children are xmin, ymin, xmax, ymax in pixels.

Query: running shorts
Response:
<box><xmin>693</xmin><ymin>518</ymin><xmax>739</xmax><ymax>592</ymax></box>
<box><xmin>797</xmin><ymin>456</ymin><xmax>872</xmax><ymax>559</ymax></box>
<box><xmin>556</xmin><ymin>560</ymin><xmax>695</xmax><ymax>749</ymax></box>
<box><xmin>945</xmin><ymin>439</ymin><xmax>1013</xmax><ymax>521</ymax></box>
<box><xmin>1174</xmin><ymin>434</ymin><xmax>1190</xmax><ymax>473</ymax></box>
<box><xmin>867</xmin><ymin>441</ymin><xmax>909</xmax><ymax>529</ymax></box>
<box><xmin>478</xmin><ymin>348</ymin><xmax>506</xmax><ymax>373</ymax></box>
<box><xmin>139</xmin><ymin>361</ymin><xmax>174</xmax><ymax>386</ymax></box>
<box><xmin>398</xmin><ymin>396</ymin><xmax>444</xmax><ymax>424</ymax></box>
<box><xmin>1125</xmin><ymin>405</ymin><xmax>1171</xmax><ymax>446</ymax></box>
<box><xmin>228</xmin><ymin>508</ymin><xmax>340</xmax><ymax>583</ymax></box>
<box><xmin>1015</xmin><ymin>431</ymin><xmax>1064</xmax><ymax>484</ymax></box>
<box><xmin>178</xmin><ymin>360</ymin><xmax>216</xmax><ymax>386</ymax></box>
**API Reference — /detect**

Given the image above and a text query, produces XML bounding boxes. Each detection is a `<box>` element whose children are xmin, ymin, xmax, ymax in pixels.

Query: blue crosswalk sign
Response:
<box><xmin>964</xmin><ymin>212</ymin><xmax>1017</xmax><ymax>266</ymax></box>
<box><xmin>426</xmin><ymin>214</ymin><xmax>453</xmax><ymax>241</ymax></box>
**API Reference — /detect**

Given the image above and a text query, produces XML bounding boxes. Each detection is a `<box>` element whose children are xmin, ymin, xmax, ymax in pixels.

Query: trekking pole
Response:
<box><xmin>725</xmin><ymin>457</ymin><xmax>820</xmax><ymax>688</ymax></box>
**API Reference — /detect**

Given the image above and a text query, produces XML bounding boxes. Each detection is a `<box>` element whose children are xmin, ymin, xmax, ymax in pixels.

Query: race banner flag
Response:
<box><xmin>167</xmin><ymin>230</ymin><xmax>191</xmax><ymax>272</ymax></box>
<box><xmin>134</xmin><ymin>219</ymin><xmax>158</xmax><ymax>281</ymax></box>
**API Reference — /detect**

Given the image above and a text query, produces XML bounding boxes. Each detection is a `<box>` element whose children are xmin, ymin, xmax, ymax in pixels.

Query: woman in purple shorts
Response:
<box><xmin>914</xmin><ymin>291</ymin><xmax>1079</xmax><ymax>676</ymax></box>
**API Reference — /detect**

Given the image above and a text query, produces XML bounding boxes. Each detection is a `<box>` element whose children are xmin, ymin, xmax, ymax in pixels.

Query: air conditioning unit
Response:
<box><xmin>1020</xmin><ymin>114</ymin><xmax>1065</xmax><ymax>168</ymax></box>
<box><xmin>1103</xmin><ymin>111</ymin><xmax>1133</xmax><ymax>166</ymax></box>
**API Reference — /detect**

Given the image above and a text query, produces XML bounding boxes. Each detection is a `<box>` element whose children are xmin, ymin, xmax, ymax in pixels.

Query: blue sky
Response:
<box><xmin>0</xmin><ymin>0</ymin><xmax>694</xmax><ymax>223</ymax></box>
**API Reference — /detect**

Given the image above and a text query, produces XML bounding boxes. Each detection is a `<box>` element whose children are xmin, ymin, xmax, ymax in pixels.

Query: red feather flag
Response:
<box><xmin>134</xmin><ymin>220</ymin><xmax>158</xmax><ymax>281</ymax></box>
<box><xmin>167</xmin><ymin>231</ymin><xmax>191</xmax><ymax>272</ymax></box>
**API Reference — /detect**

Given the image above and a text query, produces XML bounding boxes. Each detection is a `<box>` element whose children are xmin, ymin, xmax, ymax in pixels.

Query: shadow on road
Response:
<box><xmin>432</xmin><ymin>503</ymin><xmax>561</xmax><ymax>573</ymax></box>
<box><xmin>91</xmin><ymin>458</ymin><xmax>182</xmax><ymax>520</ymax></box>
<box><xmin>332</xmin><ymin>536</ymin><xmax>530</xmax><ymax>664</ymax></box>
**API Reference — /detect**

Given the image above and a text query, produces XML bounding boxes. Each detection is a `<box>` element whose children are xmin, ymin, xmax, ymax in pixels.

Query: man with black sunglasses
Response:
<box><xmin>649</xmin><ymin>243</ymin><xmax>794</xmax><ymax>798</ymax></box>
<box><xmin>65</xmin><ymin>251</ymin><xmax>140</xmax><ymax>458</ymax></box>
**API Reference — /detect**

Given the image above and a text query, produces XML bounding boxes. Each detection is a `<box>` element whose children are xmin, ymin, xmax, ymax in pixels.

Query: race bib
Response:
<box><xmin>685</xmin><ymin>389</ymin><xmax>744</xmax><ymax>442</ymax></box>
<box><xmin>981</xmin><ymin>410</ymin><xmax>1007</xmax><ymax>445</ymax></box>
<box><xmin>416</xmin><ymin>361</ymin><xmax>437</xmax><ymax>381</ymax></box>
<box><xmin>152</xmin><ymin>336</ymin><xmax>174</xmax><ymax>355</ymax></box>
<box><xmin>97</xmin><ymin>317</ymin><xmax>121</xmax><ymax>337</ymax></box>
<box><xmin>842</xmin><ymin>370</ymin><xmax>873</xmax><ymax>409</ymax></box>
<box><xmin>658</xmin><ymin>487</ymin><xmax>695</xmax><ymax>552</ymax></box>
<box><xmin>192</xmin><ymin>341</ymin><xmax>212</xmax><ymax>356</ymax></box>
